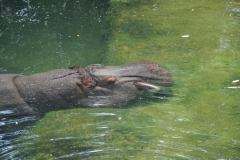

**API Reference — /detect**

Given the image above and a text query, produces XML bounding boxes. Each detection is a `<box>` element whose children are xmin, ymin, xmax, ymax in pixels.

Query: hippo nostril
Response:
<box><xmin>149</xmin><ymin>69</ymin><xmax>158</xmax><ymax>74</ymax></box>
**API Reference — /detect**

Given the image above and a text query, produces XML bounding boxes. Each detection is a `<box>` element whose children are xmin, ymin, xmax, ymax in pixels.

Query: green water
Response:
<box><xmin>0</xmin><ymin>0</ymin><xmax>109</xmax><ymax>74</ymax></box>
<box><xmin>1</xmin><ymin>0</ymin><xmax>240</xmax><ymax>159</ymax></box>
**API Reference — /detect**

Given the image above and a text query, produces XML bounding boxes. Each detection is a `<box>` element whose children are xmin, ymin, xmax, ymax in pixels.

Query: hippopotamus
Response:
<box><xmin>0</xmin><ymin>62</ymin><xmax>173</xmax><ymax>117</ymax></box>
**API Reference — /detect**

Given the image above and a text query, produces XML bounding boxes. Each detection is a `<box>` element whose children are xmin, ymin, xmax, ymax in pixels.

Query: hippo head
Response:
<box><xmin>78</xmin><ymin>62</ymin><xmax>174</xmax><ymax>107</ymax></box>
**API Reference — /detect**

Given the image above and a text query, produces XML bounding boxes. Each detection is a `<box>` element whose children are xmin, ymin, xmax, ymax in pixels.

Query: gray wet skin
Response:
<box><xmin>0</xmin><ymin>62</ymin><xmax>173</xmax><ymax>116</ymax></box>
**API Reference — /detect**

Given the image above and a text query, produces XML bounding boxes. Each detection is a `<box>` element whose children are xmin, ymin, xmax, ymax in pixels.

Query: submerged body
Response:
<box><xmin>0</xmin><ymin>62</ymin><xmax>174</xmax><ymax>117</ymax></box>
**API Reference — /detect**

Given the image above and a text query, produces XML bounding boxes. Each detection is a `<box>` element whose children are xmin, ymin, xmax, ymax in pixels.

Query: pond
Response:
<box><xmin>0</xmin><ymin>0</ymin><xmax>240</xmax><ymax>159</ymax></box>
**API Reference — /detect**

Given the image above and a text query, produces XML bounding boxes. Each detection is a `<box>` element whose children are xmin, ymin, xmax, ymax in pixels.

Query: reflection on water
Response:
<box><xmin>0</xmin><ymin>115</ymin><xmax>40</xmax><ymax>159</ymax></box>
<box><xmin>1</xmin><ymin>0</ymin><xmax>240</xmax><ymax>159</ymax></box>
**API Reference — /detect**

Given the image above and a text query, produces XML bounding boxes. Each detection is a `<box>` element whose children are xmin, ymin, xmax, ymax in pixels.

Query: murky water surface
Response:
<box><xmin>0</xmin><ymin>0</ymin><xmax>240</xmax><ymax>159</ymax></box>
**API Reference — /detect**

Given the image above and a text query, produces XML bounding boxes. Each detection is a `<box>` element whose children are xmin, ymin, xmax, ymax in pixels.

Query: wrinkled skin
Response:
<box><xmin>0</xmin><ymin>62</ymin><xmax>173</xmax><ymax>117</ymax></box>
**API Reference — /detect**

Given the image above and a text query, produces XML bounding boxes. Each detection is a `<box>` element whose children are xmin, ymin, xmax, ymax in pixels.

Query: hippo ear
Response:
<box><xmin>134</xmin><ymin>82</ymin><xmax>160</xmax><ymax>92</ymax></box>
